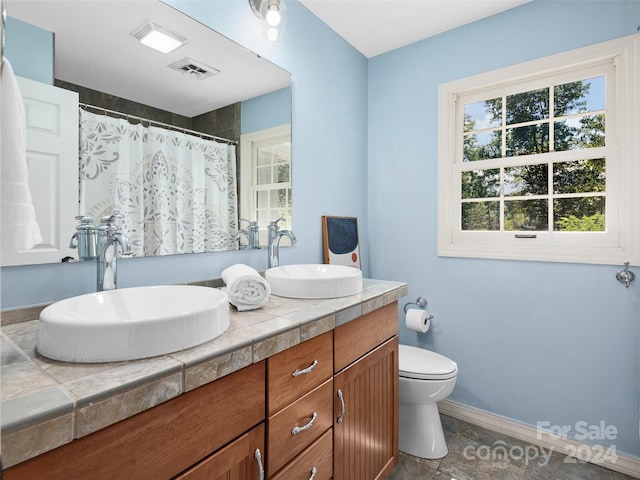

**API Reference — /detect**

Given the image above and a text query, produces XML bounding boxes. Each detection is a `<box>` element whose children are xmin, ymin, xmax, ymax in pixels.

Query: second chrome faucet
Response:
<box><xmin>267</xmin><ymin>218</ymin><xmax>296</xmax><ymax>268</ymax></box>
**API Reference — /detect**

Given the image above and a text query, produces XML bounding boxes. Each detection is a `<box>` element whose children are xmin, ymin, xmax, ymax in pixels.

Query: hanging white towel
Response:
<box><xmin>1</xmin><ymin>57</ymin><xmax>42</xmax><ymax>251</ymax></box>
<box><xmin>221</xmin><ymin>263</ymin><xmax>271</xmax><ymax>311</ymax></box>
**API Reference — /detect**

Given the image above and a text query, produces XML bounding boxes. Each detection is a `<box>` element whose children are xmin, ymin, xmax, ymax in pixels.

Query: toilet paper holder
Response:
<box><xmin>403</xmin><ymin>296</ymin><xmax>433</xmax><ymax>319</ymax></box>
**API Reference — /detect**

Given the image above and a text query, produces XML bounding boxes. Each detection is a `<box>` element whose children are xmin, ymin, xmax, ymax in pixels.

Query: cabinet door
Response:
<box><xmin>333</xmin><ymin>336</ymin><xmax>399</xmax><ymax>480</ymax></box>
<box><xmin>174</xmin><ymin>423</ymin><xmax>265</xmax><ymax>480</ymax></box>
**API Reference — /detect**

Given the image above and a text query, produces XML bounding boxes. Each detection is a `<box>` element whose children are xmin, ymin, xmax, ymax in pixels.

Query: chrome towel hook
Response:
<box><xmin>615</xmin><ymin>261</ymin><xmax>635</xmax><ymax>288</ymax></box>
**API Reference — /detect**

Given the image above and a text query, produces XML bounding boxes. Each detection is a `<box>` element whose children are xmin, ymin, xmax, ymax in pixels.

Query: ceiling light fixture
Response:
<box><xmin>249</xmin><ymin>0</ymin><xmax>286</xmax><ymax>41</ymax></box>
<box><xmin>131</xmin><ymin>21</ymin><xmax>187</xmax><ymax>54</ymax></box>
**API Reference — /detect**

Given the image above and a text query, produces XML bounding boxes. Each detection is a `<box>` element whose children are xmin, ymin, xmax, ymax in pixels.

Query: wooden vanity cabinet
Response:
<box><xmin>5</xmin><ymin>302</ymin><xmax>400</xmax><ymax>480</ymax></box>
<box><xmin>333</xmin><ymin>302</ymin><xmax>399</xmax><ymax>480</ymax></box>
<box><xmin>4</xmin><ymin>362</ymin><xmax>266</xmax><ymax>480</ymax></box>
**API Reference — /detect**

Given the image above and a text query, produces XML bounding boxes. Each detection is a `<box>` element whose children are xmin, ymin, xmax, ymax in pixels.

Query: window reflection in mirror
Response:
<box><xmin>240</xmin><ymin>124</ymin><xmax>292</xmax><ymax>249</ymax></box>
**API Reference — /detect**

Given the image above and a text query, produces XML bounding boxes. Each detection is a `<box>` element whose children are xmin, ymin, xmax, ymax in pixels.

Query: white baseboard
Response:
<box><xmin>439</xmin><ymin>399</ymin><xmax>640</xmax><ymax>479</ymax></box>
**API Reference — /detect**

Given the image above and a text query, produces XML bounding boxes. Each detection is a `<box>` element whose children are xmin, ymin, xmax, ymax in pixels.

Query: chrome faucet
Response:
<box><xmin>235</xmin><ymin>219</ymin><xmax>261</xmax><ymax>249</ymax></box>
<box><xmin>69</xmin><ymin>216</ymin><xmax>97</xmax><ymax>260</ymax></box>
<box><xmin>267</xmin><ymin>217</ymin><xmax>296</xmax><ymax>268</ymax></box>
<box><xmin>96</xmin><ymin>211</ymin><xmax>133</xmax><ymax>291</ymax></box>
<box><xmin>246</xmin><ymin>220</ymin><xmax>260</xmax><ymax>249</ymax></box>
<box><xmin>234</xmin><ymin>228</ymin><xmax>250</xmax><ymax>249</ymax></box>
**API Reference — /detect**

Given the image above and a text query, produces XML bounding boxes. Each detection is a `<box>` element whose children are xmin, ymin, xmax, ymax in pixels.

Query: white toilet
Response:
<box><xmin>398</xmin><ymin>344</ymin><xmax>458</xmax><ymax>459</ymax></box>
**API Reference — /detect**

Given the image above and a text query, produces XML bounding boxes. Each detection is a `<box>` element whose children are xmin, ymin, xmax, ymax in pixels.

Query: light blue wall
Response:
<box><xmin>1</xmin><ymin>1</ymin><xmax>369</xmax><ymax>308</ymax></box>
<box><xmin>368</xmin><ymin>0</ymin><xmax>640</xmax><ymax>457</ymax></box>
<box><xmin>5</xmin><ymin>16</ymin><xmax>53</xmax><ymax>84</ymax></box>
<box><xmin>241</xmin><ymin>87</ymin><xmax>292</xmax><ymax>133</ymax></box>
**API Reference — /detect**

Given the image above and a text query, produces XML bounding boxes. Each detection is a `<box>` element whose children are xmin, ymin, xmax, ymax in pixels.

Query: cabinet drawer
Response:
<box><xmin>267</xmin><ymin>378</ymin><xmax>333</xmax><ymax>474</ymax></box>
<box><xmin>334</xmin><ymin>302</ymin><xmax>398</xmax><ymax>372</ymax></box>
<box><xmin>270</xmin><ymin>428</ymin><xmax>333</xmax><ymax>480</ymax></box>
<box><xmin>268</xmin><ymin>331</ymin><xmax>333</xmax><ymax>415</ymax></box>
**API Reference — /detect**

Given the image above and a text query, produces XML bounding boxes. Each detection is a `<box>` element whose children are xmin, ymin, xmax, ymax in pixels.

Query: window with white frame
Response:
<box><xmin>239</xmin><ymin>124</ymin><xmax>292</xmax><ymax>247</ymax></box>
<box><xmin>437</xmin><ymin>35</ymin><xmax>639</xmax><ymax>265</ymax></box>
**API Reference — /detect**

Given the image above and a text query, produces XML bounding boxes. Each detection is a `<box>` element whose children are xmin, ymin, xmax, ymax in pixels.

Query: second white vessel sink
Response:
<box><xmin>265</xmin><ymin>264</ymin><xmax>362</xmax><ymax>299</ymax></box>
<box><xmin>37</xmin><ymin>285</ymin><xmax>230</xmax><ymax>363</ymax></box>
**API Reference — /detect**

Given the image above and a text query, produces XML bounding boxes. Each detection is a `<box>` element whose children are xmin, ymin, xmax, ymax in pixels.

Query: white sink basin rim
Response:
<box><xmin>265</xmin><ymin>264</ymin><xmax>363</xmax><ymax>299</ymax></box>
<box><xmin>37</xmin><ymin>285</ymin><xmax>230</xmax><ymax>363</ymax></box>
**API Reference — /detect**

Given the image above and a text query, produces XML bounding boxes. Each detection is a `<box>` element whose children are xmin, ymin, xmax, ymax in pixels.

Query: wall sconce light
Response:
<box><xmin>131</xmin><ymin>21</ymin><xmax>187</xmax><ymax>53</ymax></box>
<box><xmin>249</xmin><ymin>0</ymin><xmax>287</xmax><ymax>41</ymax></box>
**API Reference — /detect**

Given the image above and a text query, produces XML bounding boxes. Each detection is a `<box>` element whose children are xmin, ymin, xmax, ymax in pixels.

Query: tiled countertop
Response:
<box><xmin>1</xmin><ymin>278</ymin><xmax>407</xmax><ymax>468</ymax></box>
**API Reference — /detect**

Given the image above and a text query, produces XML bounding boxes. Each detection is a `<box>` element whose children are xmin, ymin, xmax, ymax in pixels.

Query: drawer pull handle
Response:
<box><xmin>309</xmin><ymin>466</ymin><xmax>318</xmax><ymax>480</ymax></box>
<box><xmin>292</xmin><ymin>411</ymin><xmax>318</xmax><ymax>435</ymax></box>
<box><xmin>292</xmin><ymin>359</ymin><xmax>318</xmax><ymax>377</ymax></box>
<box><xmin>337</xmin><ymin>389</ymin><xmax>345</xmax><ymax>424</ymax></box>
<box><xmin>254</xmin><ymin>448</ymin><xmax>265</xmax><ymax>480</ymax></box>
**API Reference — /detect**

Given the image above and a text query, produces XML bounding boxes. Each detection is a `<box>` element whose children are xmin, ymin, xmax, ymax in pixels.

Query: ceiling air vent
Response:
<box><xmin>168</xmin><ymin>58</ymin><xmax>220</xmax><ymax>80</ymax></box>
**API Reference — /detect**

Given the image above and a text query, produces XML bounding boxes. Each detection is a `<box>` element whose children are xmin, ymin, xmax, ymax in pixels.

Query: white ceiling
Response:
<box><xmin>7</xmin><ymin>0</ymin><xmax>533</xmax><ymax>118</ymax></box>
<box><xmin>299</xmin><ymin>0</ymin><xmax>533</xmax><ymax>58</ymax></box>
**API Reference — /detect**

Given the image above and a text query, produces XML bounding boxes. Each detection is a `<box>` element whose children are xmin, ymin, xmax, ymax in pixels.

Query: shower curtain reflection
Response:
<box><xmin>79</xmin><ymin>109</ymin><xmax>238</xmax><ymax>257</ymax></box>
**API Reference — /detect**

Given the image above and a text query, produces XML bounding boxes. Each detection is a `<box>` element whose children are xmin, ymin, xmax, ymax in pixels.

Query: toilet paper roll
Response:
<box><xmin>406</xmin><ymin>309</ymin><xmax>431</xmax><ymax>333</ymax></box>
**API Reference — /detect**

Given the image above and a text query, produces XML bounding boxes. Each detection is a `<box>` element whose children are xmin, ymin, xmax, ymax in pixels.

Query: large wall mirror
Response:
<box><xmin>4</xmin><ymin>0</ymin><xmax>292</xmax><ymax>265</ymax></box>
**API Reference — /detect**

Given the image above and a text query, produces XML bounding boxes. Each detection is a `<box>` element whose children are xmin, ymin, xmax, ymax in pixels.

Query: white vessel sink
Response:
<box><xmin>265</xmin><ymin>264</ymin><xmax>362</xmax><ymax>299</ymax></box>
<box><xmin>37</xmin><ymin>285</ymin><xmax>230</xmax><ymax>363</ymax></box>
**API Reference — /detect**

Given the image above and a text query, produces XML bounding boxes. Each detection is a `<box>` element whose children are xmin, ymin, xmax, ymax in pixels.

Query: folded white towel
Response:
<box><xmin>1</xmin><ymin>57</ymin><xmax>42</xmax><ymax>251</ymax></box>
<box><xmin>221</xmin><ymin>263</ymin><xmax>271</xmax><ymax>311</ymax></box>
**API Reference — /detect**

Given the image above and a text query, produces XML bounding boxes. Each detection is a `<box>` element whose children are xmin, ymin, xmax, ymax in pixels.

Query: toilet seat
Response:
<box><xmin>399</xmin><ymin>345</ymin><xmax>458</xmax><ymax>380</ymax></box>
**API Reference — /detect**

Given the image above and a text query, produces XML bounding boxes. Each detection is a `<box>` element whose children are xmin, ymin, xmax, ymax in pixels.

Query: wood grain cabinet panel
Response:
<box><xmin>5</xmin><ymin>362</ymin><xmax>266</xmax><ymax>480</ymax></box>
<box><xmin>334</xmin><ymin>303</ymin><xmax>398</xmax><ymax>373</ymax></box>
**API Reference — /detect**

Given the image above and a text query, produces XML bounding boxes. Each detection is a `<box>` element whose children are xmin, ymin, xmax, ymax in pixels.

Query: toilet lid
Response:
<box><xmin>399</xmin><ymin>344</ymin><xmax>458</xmax><ymax>380</ymax></box>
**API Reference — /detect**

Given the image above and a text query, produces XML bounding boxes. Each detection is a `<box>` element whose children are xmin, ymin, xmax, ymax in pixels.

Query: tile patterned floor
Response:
<box><xmin>388</xmin><ymin>415</ymin><xmax>639</xmax><ymax>480</ymax></box>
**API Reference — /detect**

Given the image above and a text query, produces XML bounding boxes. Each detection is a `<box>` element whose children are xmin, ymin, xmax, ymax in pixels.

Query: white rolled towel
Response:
<box><xmin>221</xmin><ymin>264</ymin><xmax>271</xmax><ymax>311</ymax></box>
